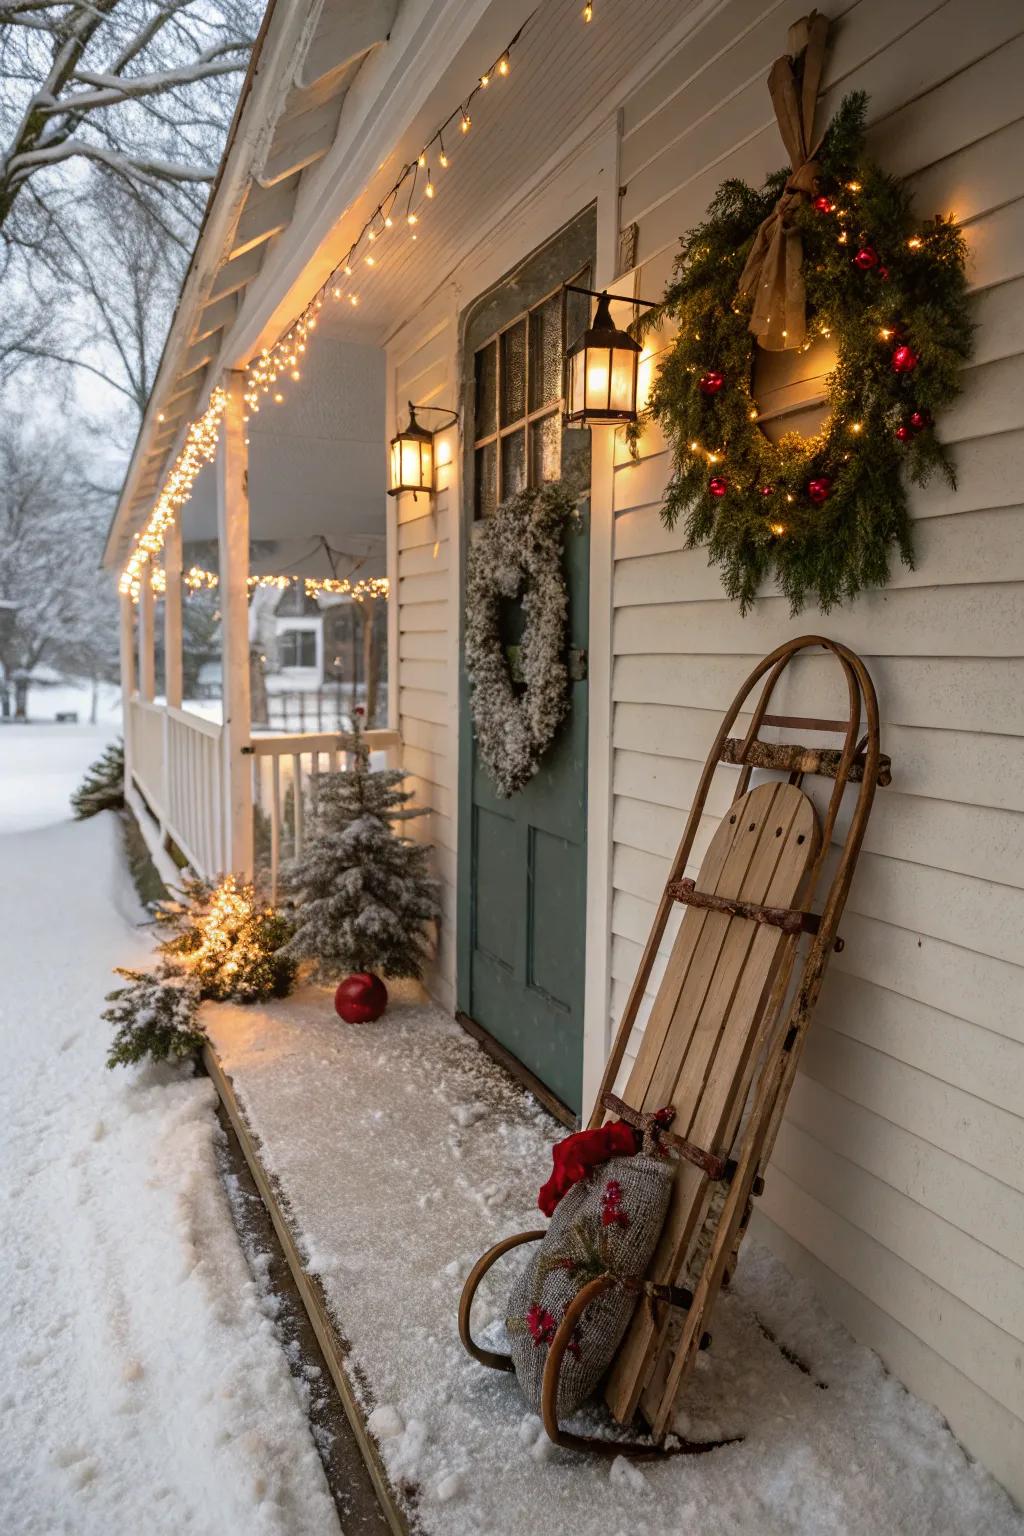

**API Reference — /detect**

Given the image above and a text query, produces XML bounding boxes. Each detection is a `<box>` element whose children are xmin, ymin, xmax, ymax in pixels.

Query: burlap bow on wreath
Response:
<box><xmin>736</xmin><ymin>10</ymin><xmax>830</xmax><ymax>351</ymax></box>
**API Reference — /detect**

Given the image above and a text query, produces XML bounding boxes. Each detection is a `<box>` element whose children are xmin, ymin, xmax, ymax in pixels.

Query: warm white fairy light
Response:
<box><xmin>154</xmin><ymin>565</ymin><xmax>390</xmax><ymax>602</ymax></box>
<box><xmin>125</xmin><ymin>20</ymin><xmax>533</xmax><ymax>591</ymax></box>
<box><xmin>119</xmin><ymin>387</ymin><xmax>228</xmax><ymax>598</ymax></box>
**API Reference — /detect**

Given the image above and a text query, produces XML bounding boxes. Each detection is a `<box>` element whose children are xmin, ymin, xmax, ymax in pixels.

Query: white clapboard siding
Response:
<box><xmin>390</xmin><ymin>306</ymin><xmax>460</xmax><ymax>1011</ymax></box>
<box><xmin>606</xmin><ymin>0</ymin><xmax>1024</xmax><ymax>1498</ymax></box>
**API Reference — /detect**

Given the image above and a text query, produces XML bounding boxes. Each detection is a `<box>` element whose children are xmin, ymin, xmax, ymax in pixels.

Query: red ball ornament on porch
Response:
<box><xmin>812</xmin><ymin>194</ymin><xmax>833</xmax><ymax>214</ymax></box>
<box><xmin>895</xmin><ymin>424</ymin><xmax>912</xmax><ymax>443</ymax></box>
<box><xmin>708</xmin><ymin>476</ymin><xmax>728</xmax><ymax>498</ymax></box>
<box><xmin>909</xmin><ymin>407</ymin><xmax>932</xmax><ymax>432</ymax></box>
<box><xmin>853</xmin><ymin>244</ymin><xmax>879</xmax><ymax>270</ymax></box>
<box><xmin>891</xmin><ymin>343</ymin><xmax>919</xmax><ymax>374</ymax></box>
<box><xmin>698</xmin><ymin>370</ymin><xmax>725</xmax><ymax>396</ymax></box>
<box><xmin>807</xmin><ymin>475</ymin><xmax>833</xmax><ymax>507</ymax></box>
<box><xmin>334</xmin><ymin>972</ymin><xmax>388</xmax><ymax>1023</ymax></box>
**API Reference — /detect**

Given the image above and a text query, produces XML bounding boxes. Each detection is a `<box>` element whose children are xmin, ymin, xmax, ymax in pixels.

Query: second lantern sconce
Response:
<box><xmin>388</xmin><ymin>402</ymin><xmax>459</xmax><ymax>498</ymax></box>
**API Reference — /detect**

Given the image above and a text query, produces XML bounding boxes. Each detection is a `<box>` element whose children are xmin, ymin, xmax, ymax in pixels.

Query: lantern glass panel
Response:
<box><xmin>609</xmin><ymin>346</ymin><xmax>638</xmax><ymax>416</ymax></box>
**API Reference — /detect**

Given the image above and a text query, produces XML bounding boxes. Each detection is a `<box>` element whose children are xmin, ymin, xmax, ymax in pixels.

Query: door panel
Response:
<box><xmin>457</xmin><ymin>210</ymin><xmax>596</xmax><ymax>1117</ymax></box>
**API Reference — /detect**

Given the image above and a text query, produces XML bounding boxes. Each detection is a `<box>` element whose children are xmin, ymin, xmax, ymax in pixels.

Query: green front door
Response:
<box><xmin>457</xmin><ymin>213</ymin><xmax>594</xmax><ymax>1116</ymax></box>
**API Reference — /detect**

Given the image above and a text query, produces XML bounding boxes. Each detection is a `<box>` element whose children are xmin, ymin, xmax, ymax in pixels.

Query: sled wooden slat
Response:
<box><xmin>604</xmin><ymin>780</ymin><xmax>819</xmax><ymax>1422</ymax></box>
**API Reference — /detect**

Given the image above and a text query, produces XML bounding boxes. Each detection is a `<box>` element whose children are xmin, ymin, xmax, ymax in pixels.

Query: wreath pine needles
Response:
<box><xmin>630</xmin><ymin>94</ymin><xmax>973</xmax><ymax>614</ymax></box>
<box><xmin>464</xmin><ymin>481</ymin><xmax>577</xmax><ymax>798</ymax></box>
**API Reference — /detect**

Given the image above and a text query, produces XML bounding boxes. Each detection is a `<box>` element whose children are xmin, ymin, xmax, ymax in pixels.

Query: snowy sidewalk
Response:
<box><xmin>0</xmin><ymin>769</ymin><xmax>341</xmax><ymax>1535</ymax></box>
<box><xmin>204</xmin><ymin>989</ymin><xmax>1023</xmax><ymax>1536</ymax></box>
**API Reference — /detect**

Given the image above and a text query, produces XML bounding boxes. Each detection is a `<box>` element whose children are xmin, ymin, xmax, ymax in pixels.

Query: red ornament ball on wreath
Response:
<box><xmin>891</xmin><ymin>344</ymin><xmax>919</xmax><ymax>374</ymax></box>
<box><xmin>895</xmin><ymin>424</ymin><xmax>912</xmax><ymax>443</ymax></box>
<box><xmin>334</xmin><ymin>972</ymin><xmax>388</xmax><ymax>1023</ymax></box>
<box><xmin>708</xmin><ymin>476</ymin><xmax>728</xmax><ymax>498</ymax></box>
<box><xmin>698</xmin><ymin>370</ymin><xmax>725</xmax><ymax>396</ymax></box>
<box><xmin>853</xmin><ymin>245</ymin><xmax>879</xmax><ymax>271</ymax></box>
<box><xmin>807</xmin><ymin>475</ymin><xmax>833</xmax><ymax>507</ymax></box>
<box><xmin>909</xmin><ymin>407</ymin><xmax>932</xmax><ymax>432</ymax></box>
<box><xmin>812</xmin><ymin>194</ymin><xmax>833</xmax><ymax>214</ymax></box>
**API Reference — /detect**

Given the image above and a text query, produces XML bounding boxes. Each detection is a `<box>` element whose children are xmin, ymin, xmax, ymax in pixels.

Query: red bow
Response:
<box><xmin>538</xmin><ymin>1121</ymin><xmax>640</xmax><ymax>1217</ymax></box>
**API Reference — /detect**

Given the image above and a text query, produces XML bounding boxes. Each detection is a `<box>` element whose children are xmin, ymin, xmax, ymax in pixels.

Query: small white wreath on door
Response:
<box><xmin>464</xmin><ymin>481</ymin><xmax>577</xmax><ymax>798</ymax></box>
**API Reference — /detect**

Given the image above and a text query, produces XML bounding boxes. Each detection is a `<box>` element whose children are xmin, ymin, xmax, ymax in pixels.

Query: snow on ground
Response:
<box><xmin>0</xmin><ymin>729</ymin><xmax>341</xmax><ymax>1536</ymax></box>
<box><xmin>206</xmin><ymin>990</ymin><xmax>1023</xmax><ymax>1536</ymax></box>
<box><xmin>0</xmin><ymin>713</ymin><xmax>119</xmax><ymax>834</ymax></box>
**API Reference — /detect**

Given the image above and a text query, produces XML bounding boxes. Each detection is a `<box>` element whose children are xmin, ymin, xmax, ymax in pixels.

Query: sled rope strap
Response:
<box><xmin>602</xmin><ymin>1093</ymin><xmax>731</xmax><ymax>1182</ymax></box>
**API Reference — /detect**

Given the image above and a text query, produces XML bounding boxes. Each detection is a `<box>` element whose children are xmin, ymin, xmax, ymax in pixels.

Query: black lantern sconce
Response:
<box><xmin>388</xmin><ymin>402</ymin><xmax>459</xmax><ymax>498</ymax></box>
<box><xmin>563</xmin><ymin>286</ymin><xmax>659</xmax><ymax>428</ymax></box>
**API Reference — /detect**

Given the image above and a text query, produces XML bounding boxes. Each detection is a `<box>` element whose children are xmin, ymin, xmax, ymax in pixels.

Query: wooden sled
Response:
<box><xmin>460</xmin><ymin>637</ymin><xmax>889</xmax><ymax>1455</ymax></box>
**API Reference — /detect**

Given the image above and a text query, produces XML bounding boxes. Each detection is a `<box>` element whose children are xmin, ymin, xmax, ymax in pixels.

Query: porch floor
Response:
<box><xmin>202</xmin><ymin>988</ymin><xmax>1021</xmax><ymax>1536</ymax></box>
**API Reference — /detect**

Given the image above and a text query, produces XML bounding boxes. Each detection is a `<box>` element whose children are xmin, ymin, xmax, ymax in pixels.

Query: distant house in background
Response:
<box><xmin>249</xmin><ymin>584</ymin><xmax>387</xmax><ymax>730</ymax></box>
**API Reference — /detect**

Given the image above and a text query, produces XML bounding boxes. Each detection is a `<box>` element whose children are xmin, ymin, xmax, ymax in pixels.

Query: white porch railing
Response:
<box><xmin>128</xmin><ymin>698</ymin><xmax>166</xmax><ymax>812</ymax></box>
<box><xmin>166</xmin><ymin>706</ymin><xmax>226</xmax><ymax>877</ymax></box>
<box><xmin>127</xmin><ymin>698</ymin><xmax>226</xmax><ymax>882</ymax></box>
<box><xmin>127</xmin><ymin>699</ymin><xmax>400</xmax><ymax>897</ymax></box>
<box><xmin>250</xmin><ymin>728</ymin><xmax>400</xmax><ymax>900</ymax></box>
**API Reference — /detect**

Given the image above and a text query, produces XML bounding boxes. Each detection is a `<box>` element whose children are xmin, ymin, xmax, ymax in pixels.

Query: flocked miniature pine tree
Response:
<box><xmin>71</xmin><ymin>739</ymin><xmax>124</xmax><ymax>819</ymax></box>
<box><xmin>283</xmin><ymin>713</ymin><xmax>439</xmax><ymax>982</ymax></box>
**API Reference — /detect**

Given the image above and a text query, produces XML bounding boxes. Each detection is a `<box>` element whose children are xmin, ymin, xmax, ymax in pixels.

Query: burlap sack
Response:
<box><xmin>506</xmin><ymin>1153</ymin><xmax>673</xmax><ymax>1419</ymax></box>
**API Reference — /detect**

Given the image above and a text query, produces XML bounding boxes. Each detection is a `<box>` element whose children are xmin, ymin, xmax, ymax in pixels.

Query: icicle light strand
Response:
<box><xmin>122</xmin><ymin>9</ymin><xmax>543</xmax><ymax>593</ymax></box>
<box><xmin>119</xmin><ymin>389</ymin><xmax>228</xmax><ymax>599</ymax></box>
<box><xmin>150</xmin><ymin>566</ymin><xmax>388</xmax><ymax>602</ymax></box>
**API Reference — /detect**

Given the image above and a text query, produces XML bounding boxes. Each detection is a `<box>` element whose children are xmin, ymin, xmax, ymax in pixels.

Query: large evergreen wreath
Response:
<box><xmin>464</xmin><ymin>481</ymin><xmax>576</xmax><ymax>798</ymax></box>
<box><xmin>635</xmin><ymin>94</ymin><xmax>972</xmax><ymax>613</ymax></box>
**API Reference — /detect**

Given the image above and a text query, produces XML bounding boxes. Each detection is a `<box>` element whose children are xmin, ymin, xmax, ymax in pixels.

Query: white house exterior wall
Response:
<box><xmin>386</xmin><ymin>0</ymin><xmax>1024</xmax><ymax>1501</ymax></box>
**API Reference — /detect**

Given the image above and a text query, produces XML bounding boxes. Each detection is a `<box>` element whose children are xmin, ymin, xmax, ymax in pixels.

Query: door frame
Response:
<box><xmin>454</xmin><ymin>207</ymin><xmax>596</xmax><ymax>1115</ymax></box>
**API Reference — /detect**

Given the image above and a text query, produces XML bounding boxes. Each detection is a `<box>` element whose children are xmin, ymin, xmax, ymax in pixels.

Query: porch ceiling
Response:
<box><xmin>311</xmin><ymin>0</ymin><xmax>699</xmax><ymax>350</ymax></box>
<box><xmin>181</xmin><ymin>336</ymin><xmax>386</xmax><ymax>562</ymax></box>
<box><xmin>106</xmin><ymin>0</ymin><xmax>703</xmax><ymax>574</ymax></box>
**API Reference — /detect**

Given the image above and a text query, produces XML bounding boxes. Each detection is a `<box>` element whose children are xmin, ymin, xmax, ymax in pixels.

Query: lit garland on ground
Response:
<box><xmin>149</xmin><ymin>565</ymin><xmax>388</xmax><ymax>601</ymax></box>
<box><xmin>119</xmin><ymin>389</ymin><xmax>227</xmax><ymax>599</ymax></box>
<box><xmin>631</xmin><ymin>94</ymin><xmax>972</xmax><ymax>614</ymax></box>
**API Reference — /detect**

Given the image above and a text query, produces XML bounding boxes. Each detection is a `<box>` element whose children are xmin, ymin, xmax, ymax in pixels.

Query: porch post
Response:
<box><xmin>137</xmin><ymin>571</ymin><xmax>156</xmax><ymax>701</ymax></box>
<box><xmin>216</xmin><ymin>370</ymin><xmax>254</xmax><ymax>878</ymax></box>
<box><xmin>164</xmin><ymin>517</ymin><xmax>184</xmax><ymax>710</ymax></box>
<box><xmin>119</xmin><ymin>590</ymin><xmax>136</xmax><ymax>781</ymax></box>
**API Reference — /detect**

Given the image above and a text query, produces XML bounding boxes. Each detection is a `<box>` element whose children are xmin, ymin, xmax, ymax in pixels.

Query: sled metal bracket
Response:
<box><xmin>667</xmin><ymin>878</ymin><xmax>821</xmax><ymax>937</ymax></box>
<box><xmin>602</xmin><ymin>1093</ymin><xmax>730</xmax><ymax>1182</ymax></box>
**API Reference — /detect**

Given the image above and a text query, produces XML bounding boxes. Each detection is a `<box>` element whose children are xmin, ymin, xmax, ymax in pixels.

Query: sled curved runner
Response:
<box><xmin>459</xmin><ymin>637</ymin><xmax>888</xmax><ymax>1451</ymax></box>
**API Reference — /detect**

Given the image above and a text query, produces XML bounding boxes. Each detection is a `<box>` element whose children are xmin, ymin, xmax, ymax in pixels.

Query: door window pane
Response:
<box><xmin>529</xmin><ymin>293</ymin><xmax>563</xmax><ymax>411</ymax></box>
<box><xmin>501</xmin><ymin>430</ymin><xmax>527</xmax><ymax>500</ymax></box>
<box><xmin>475</xmin><ymin>441</ymin><xmax>497</xmax><ymax>519</ymax></box>
<box><xmin>500</xmin><ymin>320</ymin><xmax>527</xmax><ymax>426</ymax></box>
<box><xmin>475</xmin><ymin>340</ymin><xmax>497</xmax><ymax>438</ymax></box>
<box><xmin>530</xmin><ymin>412</ymin><xmax>561</xmax><ymax>484</ymax></box>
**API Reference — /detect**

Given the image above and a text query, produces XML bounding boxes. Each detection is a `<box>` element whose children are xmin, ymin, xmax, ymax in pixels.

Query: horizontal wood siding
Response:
<box><xmin>390</xmin><ymin>300</ymin><xmax>460</xmax><ymax>1009</ymax></box>
<box><xmin>611</xmin><ymin>0</ymin><xmax>1024</xmax><ymax>1501</ymax></box>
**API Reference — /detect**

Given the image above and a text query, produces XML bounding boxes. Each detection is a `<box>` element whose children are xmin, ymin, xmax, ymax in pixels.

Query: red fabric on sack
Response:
<box><xmin>537</xmin><ymin>1121</ymin><xmax>640</xmax><ymax>1217</ymax></box>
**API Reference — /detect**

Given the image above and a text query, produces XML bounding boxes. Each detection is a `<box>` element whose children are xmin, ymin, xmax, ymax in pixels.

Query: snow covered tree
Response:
<box><xmin>104</xmin><ymin>962</ymin><xmax>205</xmax><ymax>1068</ymax></box>
<box><xmin>284</xmin><ymin>719</ymin><xmax>439</xmax><ymax>981</ymax></box>
<box><xmin>71</xmin><ymin>739</ymin><xmax>124</xmax><ymax>818</ymax></box>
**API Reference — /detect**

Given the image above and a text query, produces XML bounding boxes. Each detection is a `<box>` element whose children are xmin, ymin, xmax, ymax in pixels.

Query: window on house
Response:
<box><xmin>279</xmin><ymin>629</ymin><xmax>317</xmax><ymax>668</ymax></box>
<box><xmin>472</xmin><ymin>270</ymin><xmax>590</xmax><ymax>519</ymax></box>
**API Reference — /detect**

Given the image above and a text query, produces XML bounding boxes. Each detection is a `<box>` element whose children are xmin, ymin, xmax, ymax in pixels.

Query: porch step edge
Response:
<box><xmin>202</xmin><ymin>1043</ymin><xmax>413</xmax><ymax>1536</ymax></box>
